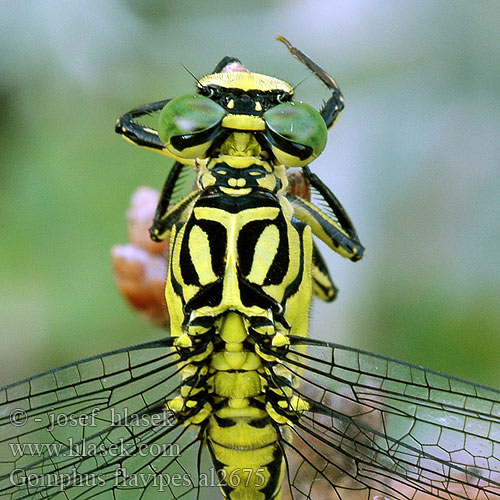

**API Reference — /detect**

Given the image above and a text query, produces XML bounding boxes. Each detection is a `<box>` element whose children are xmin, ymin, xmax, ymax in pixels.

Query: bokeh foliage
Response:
<box><xmin>1</xmin><ymin>1</ymin><xmax>499</xmax><ymax>387</ymax></box>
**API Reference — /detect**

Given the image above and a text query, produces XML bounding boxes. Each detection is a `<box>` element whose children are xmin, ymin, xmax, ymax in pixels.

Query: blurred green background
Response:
<box><xmin>1</xmin><ymin>0</ymin><xmax>499</xmax><ymax>388</ymax></box>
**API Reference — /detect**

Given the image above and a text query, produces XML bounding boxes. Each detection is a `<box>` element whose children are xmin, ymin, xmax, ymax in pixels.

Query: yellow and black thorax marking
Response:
<box><xmin>165</xmin><ymin>186</ymin><xmax>313</xmax><ymax>342</ymax></box>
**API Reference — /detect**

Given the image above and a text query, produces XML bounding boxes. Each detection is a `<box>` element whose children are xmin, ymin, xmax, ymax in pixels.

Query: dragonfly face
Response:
<box><xmin>1</xmin><ymin>37</ymin><xmax>499</xmax><ymax>500</ymax></box>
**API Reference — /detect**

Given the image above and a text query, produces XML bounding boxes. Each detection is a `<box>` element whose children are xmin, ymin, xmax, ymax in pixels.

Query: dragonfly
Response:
<box><xmin>1</xmin><ymin>37</ymin><xmax>499</xmax><ymax>500</ymax></box>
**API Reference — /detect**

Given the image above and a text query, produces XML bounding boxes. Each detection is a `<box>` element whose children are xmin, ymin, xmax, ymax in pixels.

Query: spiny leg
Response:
<box><xmin>115</xmin><ymin>99</ymin><xmax>170</xmax><ymax>151</ymax></box>
<box><xmin>288</xmin><ymin>192</ymin><xmax>363</xmax><ymax>261</ymax></box>
<box><xmin>277</xmin><ymin>36</ymin><xmax>344</xmax><ymax>129</ymax></box>
<box><xmin>149</xmin><ymin>161</ymin><xmax>201</xmax><ymax>241</ymax></box>
<box><xmin>150</xmin><ymin>189</ymin><xmax>200</xmax><ymax>242</ymax></box>
<box><xmin>302</xmin><ymin>166</ymin><xmax>362</xmax><ymax>246</ymax></box>
<box><xmin>312</xmin><ymin>242</ymin><xmax>338</xmax><ymax>302</ymax></box>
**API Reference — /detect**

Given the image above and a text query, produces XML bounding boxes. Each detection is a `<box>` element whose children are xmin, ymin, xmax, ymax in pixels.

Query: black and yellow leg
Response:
<box><xmin>302</xmin><ymin>165</ymin><xmax>362</xmax><ymax>243</ymax></box>
<box><xmin>115</xmin><ymin>99</ymin><xmax>170</xmax><ymax>151</ymax></box>
<box><xmin>116</xmin><ymin>101</ymin><xmax>201</xmax><ymax>242</ymax></box>
<box><xmin>277</xmin><ymin>36</ymin><xmax>344</xmax><ymax>129</ymax></box>
<box><xmin>150</xmin><ymin>189</ymin><xmax>201</xmax><ymax>242</ymax></box>
<box><xmin>148</xmin><ymin>160</ymin><xmax>200</xmax><ymax>242</ymax></box>
<box><xmin>153</xmin><ymin>162</ymin><xmax>185</xmax><ymax>221</ymax></box>
<box><xmin>289</xmin><ymin>192</ymin><xmax>363</xmax><ymax>261</ymax></box>
<box><xmin>311</xmin><ymin>242</ymin><xmax>337</xmax><ymax>302</ymax></box>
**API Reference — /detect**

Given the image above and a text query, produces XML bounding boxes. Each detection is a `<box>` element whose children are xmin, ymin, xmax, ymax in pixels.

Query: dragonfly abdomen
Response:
<box><xmin>207</xmin><ymin>413</ymin><xmax>284</xmax><ymax>500</ymax></box>
<box><xmin>207</xmin><ymin>312</ymin><xmax>286</xmax><ymax>500</ymax></box>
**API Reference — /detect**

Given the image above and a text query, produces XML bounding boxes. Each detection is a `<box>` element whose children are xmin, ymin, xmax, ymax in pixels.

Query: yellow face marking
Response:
<box><xmin>211</xmin><ymin>155</ymin><xmax>272</xmax><ymax>170</ymax></box>
<box><xmin>222</xmin><ymin>114</ymin><xmax>265</xmax><ymax>131</ymax></box>
<box><xmin>199</xmin><ymin>71</ymin><xmax>293</xmax><ymax>93</ymax></box>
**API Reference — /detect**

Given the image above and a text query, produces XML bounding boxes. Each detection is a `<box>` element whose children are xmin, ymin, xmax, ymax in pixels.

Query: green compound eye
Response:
<box><xmin>263</xmin><ymin>102</ymin><xmax>327</xmax><ymax>166</ymax></box>
<box><xmin>158</xmin><ymin>94</ymin><xmax>225</xmax><ymax>158</ymax></box>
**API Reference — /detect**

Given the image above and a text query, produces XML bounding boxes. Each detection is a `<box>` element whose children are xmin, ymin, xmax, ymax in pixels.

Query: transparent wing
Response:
<box><xmin>268</xmin><ymin>337</ymin><xmax>500</xmax><ymax>500</ymax></box>
<box><xmin>2</xmin><ymin>336</ymin><xmax>499</xmax><ymax>500</ymax></box>
<box><xmin>0</xmin><ymin>338</ymin><xmax>221</xmax><ymax>500</ymax></box>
